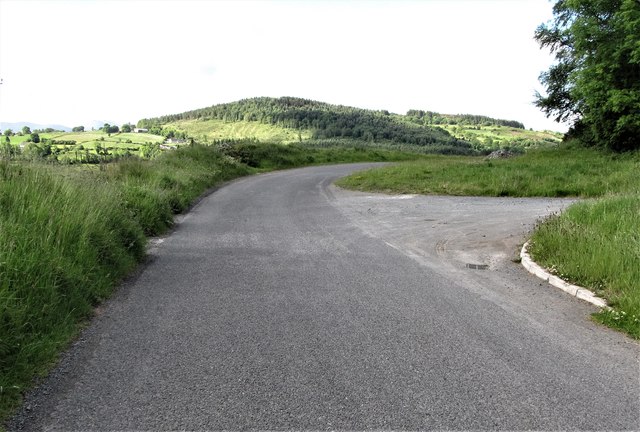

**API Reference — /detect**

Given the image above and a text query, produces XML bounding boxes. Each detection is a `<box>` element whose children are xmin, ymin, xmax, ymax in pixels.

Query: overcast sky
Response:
<box><xmin>0</xmin><ymin>0</ymin><xmax>565</xmax><ymax>131</ymax></box>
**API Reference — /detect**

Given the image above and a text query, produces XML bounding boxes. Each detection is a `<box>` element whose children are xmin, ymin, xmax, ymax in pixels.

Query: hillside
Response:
<box><xmin>166</xmin><ymin>118</ymin><xmax>313</xmax><ymax>144</ymax></box>
<box><xmin>138</xmin><ymin>97</ymin><xmax>561</xmax><ymax>154</ymax></box>
<box><xmin>138</xmin><ymin>97</ymin><xmax>476</xmax><ymax>155</ymax></box>
<box><xmin>2</xmin><ymin>98</ymin><xmax>562</xmax><ymax>163</ymax></box>
<box><xmin>433</xmin><ymin>124</ymin><xmax>562</xmax><ymax>151</ymax></box>
<box><xmin>5</xmin><ymin>130</ymin><xmax>166</xmax><ymax>163</ymax></box>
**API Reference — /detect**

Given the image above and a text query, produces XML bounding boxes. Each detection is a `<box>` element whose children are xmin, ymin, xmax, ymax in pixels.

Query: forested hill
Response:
<box><xmin>405</xmin><ymin>110</ymin><xmax>525</xmax><ymax>129</ymax></box>
<box><xmin>137</xmin><ymin>97</ymin><xmax>477</xmax><ymax>154</ymax></box>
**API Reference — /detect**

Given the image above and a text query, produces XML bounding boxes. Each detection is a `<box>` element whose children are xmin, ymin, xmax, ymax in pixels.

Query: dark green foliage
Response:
<box><xmin>22</xmin><ymin>142</ymin><xmax>51</xmax><ymax>159</ymax></box>
<box><xmin>33</xmin><ymin>128</ymin><xmax>62</xmax><ymax>134</ymax></box>
<box><xmin>406</xmin><ymin>110</ymin><xmax>525</xmax><ymax>129</ymax></box>
<box><xmin>536</xmin><ymin>0</ymin><xmax>640</xmax><ymax>151</ymax></box>
<box><xmin>215</xmin><ymin>140</ymin><xmax>419</xmax><ymax>170</ymax></box>
<box><xmin>72</xmin><ymin>126</ymin><xmax>85</xmax><ymax>132</ymax></box>
<box><xmin>138</xmin><ymin>97</ymin><xmax>474</xmax><ymax>154</ymax></box>
<box><xmin>301</xmin><ymin>137</ymin><xmax>477</xmax><ymax>155</ymax></box>
<box><xmin>30</xmin><ymin>132</ymin><xmax>40</xmax><ymax>143</ymax></box>
<box><xmin>102</xmin><ymin>123</ymin><xmax>119</xmax><ymax>134</ymax></box>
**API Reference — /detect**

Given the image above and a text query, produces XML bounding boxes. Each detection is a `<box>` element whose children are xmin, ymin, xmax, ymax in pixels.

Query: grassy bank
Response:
<box><xmin>337</xmin><ymin>146</ymin><xmax>640</xmax><ymax>337</ymax></box>
<box><xmin>0</xmin><ymin>163</ymin><xmax>148</xmax><ymax>414</ymax></box>
<box><xmin>336</xmin><ymin>147</ymin><xmax>638</xmax><ymax>197</ymax></box>
<box><xmin>529</xmin><ymin>196</ymin><xmax>640</xmax><ymax>338</ymax></box>
<box><xmin>0</xmin><ymin>142</ymin><xmax>418</xmax><ymax>423</ymax></box>
<box><xmin>0</xmin><ymin>145</ymin><xmax>249</xmax><ymax>422</ymax></box>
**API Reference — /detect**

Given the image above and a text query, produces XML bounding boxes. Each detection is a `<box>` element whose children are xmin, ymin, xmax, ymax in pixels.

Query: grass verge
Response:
<box><xmin>528</xmin><ymin>196</ymin><xmax>640</xmax><ymax>338</ymax></box>
<box><xmin>0</xmin><ymin>142</ymin><xmax>419</xmax><ymax>424</ymax></box>
<box><xmin>336</xmin><ymin>147</ymin><xmax>638</xmax><ymax>197</ymax></box>
<box><xmin>337</xmin><ymin>145</ymin><xmax>640</xmax><ymax>338</ymax></box>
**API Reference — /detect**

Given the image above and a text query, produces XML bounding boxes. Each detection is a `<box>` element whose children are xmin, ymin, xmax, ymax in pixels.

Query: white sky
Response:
<box><xmin>0</xmin><ymin>0</ymin><xmax>566</xmax><ymax>132</ymax></box>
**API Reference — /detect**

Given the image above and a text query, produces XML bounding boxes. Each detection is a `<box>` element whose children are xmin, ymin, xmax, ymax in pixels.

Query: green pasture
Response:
<box><xmin>5</xmin><ymin>131</ymin><xmax>164</xmax><ymax>147</ymax></box>
<box><xmin>435</xmin><ymin>124</ymin><xmax>563</xmax><ymax>149</ymax></box>
<box><xmin>337</xmin><ymin>147</ymin><xmax>637</xmax><ymax>197</ymax></box>
<box><xmin>169</xmin><ymin>118</ymin><xmax>313</xmax><ymax>143</ymax></box>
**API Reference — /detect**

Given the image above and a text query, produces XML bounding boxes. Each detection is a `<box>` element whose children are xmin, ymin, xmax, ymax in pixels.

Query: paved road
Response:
<box><xmin>11</xmin><ymin>164</ymin><xmax>639</xmax><ymax>430</ymax></box>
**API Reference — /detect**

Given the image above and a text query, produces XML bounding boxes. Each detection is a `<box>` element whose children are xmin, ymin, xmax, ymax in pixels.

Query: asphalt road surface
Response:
<box><xmin>10</xmin><ymin>163</ymin><xmax>639</xmax><ymax>431</ymax></box>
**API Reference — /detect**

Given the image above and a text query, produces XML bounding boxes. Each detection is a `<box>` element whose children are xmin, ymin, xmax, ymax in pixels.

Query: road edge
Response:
<box><xmin>520</xmin><ymin>241</ymin><xmax>609</xmax><ymax>309</ymax></box>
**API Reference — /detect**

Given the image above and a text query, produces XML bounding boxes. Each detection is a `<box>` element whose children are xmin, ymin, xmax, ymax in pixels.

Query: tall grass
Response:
<box><xmin>218</xmin><ymin>141</ymin><xmax>421</xmax><ymax>170</ymax></box>
<box><xmin>337</xmin><ymin>145</ymin><xmax>640</xmax><ymax>337</ymax></box>
<box><xmin>336</xmin><ymin>147</ymin><xmax>639</xmax><ymax>197</ymax></box>
<box><xmin>0</xmin><ymin>163</ymin><xmax>147</xmax><ymax>417</ymax></box>
<box><xmin>0</xmin><ymin>145</ymin><xmax>251</xmax><ymax>420</ymax></box>
<box><xmin>105</xmin><ymin>144</ymin><xmax>250</xmax><ymax>236</ymax></box>
<box><xmin>529</xmin><ymin>195</ymin><xmax>640</xmax><ymax>338</ymax></box>
<box><xmin>0</xmin><ymin>142</ymin><xmax>422</xmax><ymax>422</ymax></box>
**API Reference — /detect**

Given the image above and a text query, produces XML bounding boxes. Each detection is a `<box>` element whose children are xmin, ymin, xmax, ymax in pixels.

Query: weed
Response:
<box><xmin>0</xmin><ymin>142</ymin><xmax>419</xmax><ymax>422</ymax></box>
<box><xmin>338</xmin><ymin>145</ymin><xmax>640</xmax><ymax>337</ymax></box>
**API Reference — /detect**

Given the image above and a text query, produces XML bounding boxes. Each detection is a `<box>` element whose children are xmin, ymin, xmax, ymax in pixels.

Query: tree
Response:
<box><xmin>102</xmin><ymin>123</ymin><xmax>119</xmax><ymax>134</ymax></box>
<box><xmin>3</xmin><ymin>129</ymin><xmax>13</xmax><ymax>136</ymax></box>
<box><xmin>30</xmin><ymin>132</ymin><xmax>40</xmax><ymax>143</ymax></box>
<box><xmin>72</xmin><ymin>126</ymin><xmax>85</xmax><ymax>132</ymax></box>
<box><xmin>1</xmin><ymin>141</ymin><xmax>15</xmax><ymax>159</ymax></box>
<box><xmin>22</xmin><ymin>126</ymin><xmax>31</xmax><ymax>135</ymax></box>
<box><xmin>121</xmin><ymin>123</ymin><xmax>132</xmax><ymax>133</ymax></box>
<box><xmin>535</xmin><ymin>0</ymin><xmax>640</xmax><ymax>151</ymax></box>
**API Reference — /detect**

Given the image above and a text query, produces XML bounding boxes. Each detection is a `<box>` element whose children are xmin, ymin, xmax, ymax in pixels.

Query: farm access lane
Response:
<box><xmin>11</xmin><ymin>163</ymin><xmax>640</xmax><ymax>431</ymax></box>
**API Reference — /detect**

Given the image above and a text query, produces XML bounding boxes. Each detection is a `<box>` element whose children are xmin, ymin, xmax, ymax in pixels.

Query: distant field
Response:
<box><xmin>6</xmin><ymin>131</ymin><xmax>166</xmax><ymax>154</ymax></box>
<box><xmin>166</xmin><ymin>118</ymin><xmax>561</xmax><ymax>151</ymax></box>
<box><xmin>434</xmin><ymin>124</ymin><xmax>563</xmax><ymax>150</ymax></box>
<box><xmin>49</xmin><ymin>131</ymin><xmax>165</xmax><ymax>146</ymax></box>
<box><xmin>169</xmin><ymin>118</ymin><xmax>313</xmax><ymax>143</ymax></box>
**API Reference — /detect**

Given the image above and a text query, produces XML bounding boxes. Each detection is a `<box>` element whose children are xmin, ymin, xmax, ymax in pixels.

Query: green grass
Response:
<box><xmin>44</xmin><ymin>131</ymin><xmax>165</xmax><ymax>145</ymax></box>
<box><xmin>337</xmin><ymin>145</ymin><xmax>640</xmax><ymax>337</ymax></box>
<box><xmin>4</xmin><ymin>131</ymin><xmax>165</xmax><ymax>154</ymax></box>
<box><xmin>336</xmin><ymin>147</ymin><xmax>638</xmax><ymax>197</ymax></box>
<box><xmin>435</xmin><ymin>124</ymin><xmax>563</xmax><ymax>150</ymax></box>
<box><xmin>528</xmin><ymin>196</ymin><xmax>640</xmax><ymax>338</ymax></box>
<box><xmin>169</xmin><ymin>118</ymin><xmax>313</xmax><ymax>143</ymax></box>
<box><xmin>0</xmin><ymin>142</ymin><xmax>421</xmax><ymax>424</ymax></box>
<box><xmin>0</xmin><ymin>163</ymin><xmax>148</xmax><ymax>422</ymax></box>
<box><xmin>0</xmin><ymin>146</ymin><xmax>249</xmax><ymax>422</ymax></box>
<box><xmin>218</xmin><ymin>141</ymin><xmax>422</xmax><ymax>171</ymax></box>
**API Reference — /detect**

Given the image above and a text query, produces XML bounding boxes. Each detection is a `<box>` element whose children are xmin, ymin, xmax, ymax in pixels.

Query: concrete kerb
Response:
<box><xmin>520</xmin><ymin>241</ymin><xmax>609</xmax><ymax>309</ymax></box>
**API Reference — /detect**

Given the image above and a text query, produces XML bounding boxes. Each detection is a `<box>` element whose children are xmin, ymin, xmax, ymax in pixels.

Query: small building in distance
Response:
<box><xmin>165</xmin><ymin>138</ymin><xmax>187</xmax><ymax>145</ymax></box>
<box><xmin>133</xmin><ymin>128</ymin><xmax>148</xmax><ymax>133</ymax></box>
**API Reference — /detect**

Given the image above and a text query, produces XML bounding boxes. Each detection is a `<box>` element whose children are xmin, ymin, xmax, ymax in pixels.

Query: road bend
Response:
<box><xmin>11</xmin><ymin>163</ymin><xmax>639</xmax><ymax>430</ymax></box>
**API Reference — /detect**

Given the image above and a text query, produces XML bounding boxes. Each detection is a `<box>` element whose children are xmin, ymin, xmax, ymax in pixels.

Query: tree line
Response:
<box><xmin>138</xmin><ymin>97</ymin><xmax>474</xmax><ymax>153</ymax></box>
<box><xmin>405</xmin><ymin>110</ymin><xmax>525</xmax><ymax>129</ymax></box>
